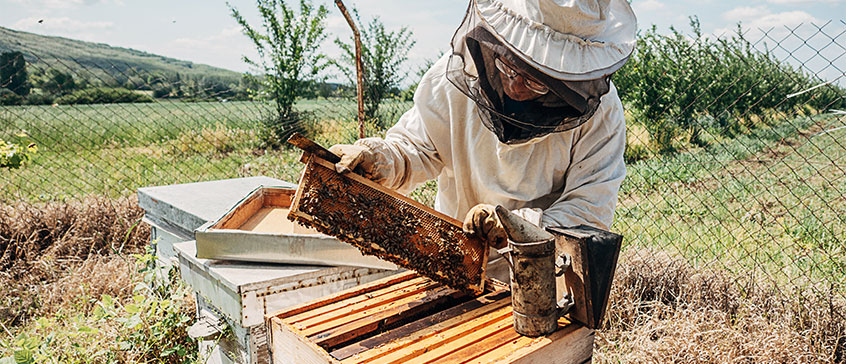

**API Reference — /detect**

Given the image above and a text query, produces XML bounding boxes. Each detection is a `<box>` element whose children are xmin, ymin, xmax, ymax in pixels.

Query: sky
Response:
<box><xmin>0</xmin><ymin>0</ymin><xmax>843</xmax><ymax>83</ymax></box>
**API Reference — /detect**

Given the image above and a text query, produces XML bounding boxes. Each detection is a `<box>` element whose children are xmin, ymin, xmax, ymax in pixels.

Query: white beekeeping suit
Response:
<box><xmin>330</xmin><ymin>0</ymin><xmax>637</xmax><ymax>248</ymax></box>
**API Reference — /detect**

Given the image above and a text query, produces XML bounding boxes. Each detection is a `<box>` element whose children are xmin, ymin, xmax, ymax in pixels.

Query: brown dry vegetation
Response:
<box><xmin>0</xmin><ymin>196</ymin><xmax>149</xmax><ymax>327</ymax></box>
<box><xmin>598</xmin><ymin>249</ymin><xmax>845</xmax><ymax>363</ymax></box>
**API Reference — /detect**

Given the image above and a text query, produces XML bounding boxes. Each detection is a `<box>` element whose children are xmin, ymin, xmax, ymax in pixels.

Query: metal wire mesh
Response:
<box><xmin>0</xmin><ymin>21</ymin><xmax>844</xmax><ymax>350</ymax></box>
<box><xmin>0</xmin><ymin>37</ymin><xmax>414</xmax><ymax>201</ymax></box>
<box><xmin>612</xmin><ymin>21</ymin><xmax>846</xmax><ymax>333</ymax></box>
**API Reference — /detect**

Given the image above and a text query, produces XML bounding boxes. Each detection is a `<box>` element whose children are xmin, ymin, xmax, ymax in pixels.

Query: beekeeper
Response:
<box><xmin>329</xmin><ymin>0</ymin><xmax>637</xmax><ymax>249</ymax></box>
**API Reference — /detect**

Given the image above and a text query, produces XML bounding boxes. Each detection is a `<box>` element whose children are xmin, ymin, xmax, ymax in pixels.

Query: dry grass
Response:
<box><xmin>0</xmin><ymin>195</ymin><xmax>149</xmax><ymax>327</ymax></box>
<box><xmin>598</xmin><ymin>249</ymin><xmax>845</xmax><ymax>363</ymax></box>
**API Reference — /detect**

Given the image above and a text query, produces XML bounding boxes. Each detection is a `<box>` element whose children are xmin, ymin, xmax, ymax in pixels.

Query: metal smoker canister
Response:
<box><xmin>507</xmin><ymin>238</ymin><xmax>559</xmax><ymax>336</ymax></box>
<box><xmin>494</xmin><ymin>206</ymin><xmax>572</xmax><ymax>337</ymax></box>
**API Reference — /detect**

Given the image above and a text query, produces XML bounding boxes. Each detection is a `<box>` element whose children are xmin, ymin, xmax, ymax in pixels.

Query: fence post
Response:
<box><xmin>334</xmin><ymin>0</ymin><xmax>366</xmax><ymax>139</ymax></box>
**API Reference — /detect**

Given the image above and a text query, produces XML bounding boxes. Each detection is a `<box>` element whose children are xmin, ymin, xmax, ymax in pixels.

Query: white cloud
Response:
<box><xmin>633</xmin><ymin>0</ymin><xmax>666</xmax><ymax>12</ymax></box>
<box><xmin>166</xmin><ymin>26</ymin><xmax>257</xmax><ymax>72</ymax></box>
<box><xmin>13</xmin><ymin>16</ymin><xmax>114</xmax><ymax>32</ymax></box>
<box><xmin>750</xmin><ymin>11</ymin><xmax>818</xmax><ymax>29</ymax></box>
<box><xmin>720</xmin><ymin>6</ymin><xmax>819</xmax><ymax>30</ymax></box>
<box><xmin>723</xmin><ymin>6</ymin><xmax>770</xmax><ymax>22</ymax></box>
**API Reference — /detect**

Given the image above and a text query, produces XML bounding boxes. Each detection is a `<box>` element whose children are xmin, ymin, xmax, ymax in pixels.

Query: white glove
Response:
<box><xmin>328</xmin><ymin>142</ymin><xmax>389</xmax><ymax>183</ymax></box>
<box><xmin>462</xmin><ymin>204</ymin><xmax>508</xmax><ymax>249</ymax></box>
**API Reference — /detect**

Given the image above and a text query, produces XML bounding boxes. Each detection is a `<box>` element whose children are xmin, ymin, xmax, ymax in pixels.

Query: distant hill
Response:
<box><xmin>0</xmin><ymin>26</ymin><xmax>243</xmax><ymax>88</ymax></box>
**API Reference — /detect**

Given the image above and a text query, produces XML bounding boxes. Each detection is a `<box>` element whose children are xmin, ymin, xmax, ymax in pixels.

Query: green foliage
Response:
<box><xmin>614</xmin><ymin>18</ymin><xmax>846</xmax><ymax>154</ymax></box>
<box><xmin>0</xmin><ymin>132</ymin><xmax>37</xmax><ymax>169</ymax></box>
<box><xmin>0</xmin><ymin>51</ymin><xmax>29</xmax><ymax>96</ymax></box>
<box><xmin>333</xmin><ymin>13</ymin><xmax>416</xmax><ymax>128</ymax></box>
<box><xmin>229</xmin><ymin>0</ymin><xmax>329</xmax><ymax>143</ymax></box>
<box><xmin>22</xmin><ymin>93</ymin><xmax>54</xmax><ymax>106</ymax></box>
<box><xmin>54</xmin><ymin>87</ymin><xmax>154</xmax><ymax>105</ymax></box>
<box><xmin>165</xmin><ymin>122</ymin><xmax>261</xmax><ymax>156</ymax></box>
<box><xmin>0</xmin><ymin>88</ymin><xmax>21</xmax><ymax>105</ymax></box>
<box><xmin>0</xmin><ymin>252</ymin><xmax>199</xmax><ymax>364</ymax></box>
<box><xmin>35</xmin><ymin>69</ymin><xmax>79</xmax><ymax>95</ymax></box>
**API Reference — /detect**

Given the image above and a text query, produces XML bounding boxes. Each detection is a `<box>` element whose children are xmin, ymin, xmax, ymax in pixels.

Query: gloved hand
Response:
<box><xmin>328</xmin><ymin>143</ymin><xmax>385</xmax><ymax>183</ymax></box>
<box><xmin>462</xmin><ymin>204</ymin><xmax>508</xmax><ymax>249</ymax></box>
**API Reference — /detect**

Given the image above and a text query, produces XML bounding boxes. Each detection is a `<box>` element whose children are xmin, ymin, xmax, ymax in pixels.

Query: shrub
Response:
<box><xmin>334</xmin><ymin>14</ymin><xmax>416</xmax><ymax>129</ymax></box>
<box><xmin>256</xmin><ymin>110</ymin><xmax>316</xmax><ymax>149</ymax></box>
<box><xmin>0</xmin><ymin>88</ymin><xmax>22</xmax><ymax>105</ymax></box>
<box><xmin>54</xmin><ymin>87</ymin><xmax>154</xmax><ymax>105</ymax></box>
<box><xmin>229</xmin><ymin>0</ymin><xmax>329</xmax><ymax>146</ymax></box>
<box><xmin>23</xmin><ymin>93</ymin><xmax>55</xmax><ymax>105</ymax></box>
<box><xmin>0</xmin><ymin>133</ymin><xmax>37</xmax><ymax>169</ymax></box>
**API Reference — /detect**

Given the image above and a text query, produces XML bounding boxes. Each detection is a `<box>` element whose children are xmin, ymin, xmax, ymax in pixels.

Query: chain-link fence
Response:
<box><xmin>0</xmin><ymin>24</ymin><xmax>416</xmax><ymax>201</ymax></box>
<box><xmin>1</xmin><ymin>20</ymin><xmax>844</xmax><ymax>360</ymax></box>
<box><xmin>608</xmin><ymin>20</ymin><xmax>845</xmax><ymax>360</ymax></box>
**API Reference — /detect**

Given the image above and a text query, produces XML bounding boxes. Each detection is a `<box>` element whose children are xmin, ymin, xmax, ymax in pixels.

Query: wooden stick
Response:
<box><xmin>268</xmin><ymin>271</ymin><xmax>417</xmax><ymax>321</ymax></box>
<box><xmin>366</xmin><ymin>310</ymin><xmax>513</xmax><ymax>364</ymax></box>
<box><xmin>304</xmin><ymin>284</ymin><xmax>453</xmax><ymax>337</ymax></box>
<box><xmin>334</xmin><ymin>0</ymin><xmax>366</xmax><ymax>139</ymax></box>
<box><xmin>311</xmin><ymin>286</ymin><xmax>464</xmax><ymax>348</ymax></box>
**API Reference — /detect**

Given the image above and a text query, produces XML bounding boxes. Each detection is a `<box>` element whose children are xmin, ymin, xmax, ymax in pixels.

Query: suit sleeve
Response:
<box><xmin>355</xmin><ymin>56</ymin><xmax>451</xmax><ymax>194</ymax></box>
<box><xmin>539</xmin><ymin>87</ymin><xmax>627</xmax><ymax>231</ymax></box>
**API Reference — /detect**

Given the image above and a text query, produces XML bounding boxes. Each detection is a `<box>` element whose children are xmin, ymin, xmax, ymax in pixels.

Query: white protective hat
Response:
<box><xmin>475</xmin><ymin>0</ymin><xmax>637</xmax><ymax>81</ymax></box>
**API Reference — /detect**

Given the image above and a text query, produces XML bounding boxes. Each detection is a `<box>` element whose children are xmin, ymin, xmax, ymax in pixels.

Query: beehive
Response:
<box><xmin>265</xmin><ymin>272</ymin><xmax>594</xmax><ymax>364</ymax></box>
<box><xmin>288</xmin><ymin>154</ymin><xmax>489</xmax><ymax>294</ymax></box>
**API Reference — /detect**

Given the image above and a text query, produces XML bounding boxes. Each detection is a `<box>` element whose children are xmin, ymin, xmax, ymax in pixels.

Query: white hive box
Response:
<box><xmin>138</xmin><ymin>177</ymin><xmax>399</xmax><ymax>364</ymax></box>
<box><xmin>174</xmin><ymin>241</ymin><xmax>397</xmax><ymax>364</ymax></box>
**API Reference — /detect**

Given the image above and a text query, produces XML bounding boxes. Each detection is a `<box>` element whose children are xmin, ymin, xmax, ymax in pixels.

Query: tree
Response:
<box><xmin>334</xmin><ymin>14</ymin><xmax>415</xmax><ymax>128</ymax></box>
<box><xmin>229</xmin><ymin>0</ymin><xmax>329</xmax><ymax>142</ymax></box>
<box><xmin>40</xmin><ymin>69</ymin><xmax>78</xmax><ymax>95</ymax></box>
<box><xmin>0</xmin><ymin>51</ymin><xmax>30</xmax><ymax>97</ymax></box>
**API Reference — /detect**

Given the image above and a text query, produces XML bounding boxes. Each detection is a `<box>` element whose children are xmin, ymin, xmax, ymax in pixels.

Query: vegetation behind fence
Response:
<box><xmin>0</xmin><ymin>16</ymin><xmax>844</xmax><ymax>363</ymax></box>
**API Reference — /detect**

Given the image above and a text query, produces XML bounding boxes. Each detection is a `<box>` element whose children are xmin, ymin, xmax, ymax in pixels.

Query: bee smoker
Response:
<box><xmin>493</xmin><ymin>206</ymin><xmax>573</xmax><ymax>337</ymax></box>
<box><xmin>493</xmin><ymin>206</ymin><xmax>623</xmax><ymax>337</ymax></box>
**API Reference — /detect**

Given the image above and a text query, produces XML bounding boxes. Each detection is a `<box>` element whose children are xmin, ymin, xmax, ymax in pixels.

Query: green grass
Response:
<box><xmin>0</xmin><ymin>99</ymin><xmax>413</xmax><ymax>201</ymax></box>
<box><xmin>0</xmin><ymin>101</ymin><xmax>273</xmax><ymax>150</ymax></box>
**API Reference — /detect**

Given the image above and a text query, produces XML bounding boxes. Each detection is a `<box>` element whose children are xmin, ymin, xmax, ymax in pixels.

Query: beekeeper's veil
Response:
<box><xmin>447</xmin><ymin>0</ymin><xmax>637</xmax><ymax>144</ymax></box>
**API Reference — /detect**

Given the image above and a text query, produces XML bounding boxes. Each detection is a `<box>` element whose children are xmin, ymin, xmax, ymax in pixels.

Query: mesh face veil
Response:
<box><xmin>446</xmin><ymin>1</ymin><xmax>614</xmax><ymax>144</ymax></box>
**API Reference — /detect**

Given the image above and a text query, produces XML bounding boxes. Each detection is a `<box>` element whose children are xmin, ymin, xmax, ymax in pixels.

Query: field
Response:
<box><xmin>619</xmin><ymin>113</ymin><xmax>846</xmax><ymax>289</ymax></box>
<box><xmin>0</xmin><ymin>99</ymin><xmax>412</xmax><ymax>201</ymax></box>
<box><xmin>1</xmin><ymin>99</ymin><xmax>844</xmax><ymax>362</ymax></box>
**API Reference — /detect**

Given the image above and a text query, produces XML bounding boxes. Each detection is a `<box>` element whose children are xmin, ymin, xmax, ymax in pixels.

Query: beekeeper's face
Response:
<box><xmin>493</xmin><ymin>57</ymin><xmax>550</xmax><ymax>102</ymax></box>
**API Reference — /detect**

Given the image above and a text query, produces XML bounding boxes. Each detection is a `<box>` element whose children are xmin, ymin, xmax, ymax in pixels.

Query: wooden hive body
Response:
<box><xmin>265</xmin><ymin>272</ymin><xmax>594</xmax><ymax>364</ymax></box>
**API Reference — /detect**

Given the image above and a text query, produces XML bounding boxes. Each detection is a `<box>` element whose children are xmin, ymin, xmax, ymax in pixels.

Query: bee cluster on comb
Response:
<box><xmin>288</xmin><ymin>154</ymin><xmax>488</xmax><ymax>294</ymax></box>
